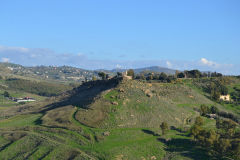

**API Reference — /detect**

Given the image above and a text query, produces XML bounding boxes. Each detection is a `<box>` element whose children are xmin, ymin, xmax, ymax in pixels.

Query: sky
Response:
<box><xmin>0</xmin><ymin>0</ymin><xmax>240</xmax><ymax>74</ymax></box>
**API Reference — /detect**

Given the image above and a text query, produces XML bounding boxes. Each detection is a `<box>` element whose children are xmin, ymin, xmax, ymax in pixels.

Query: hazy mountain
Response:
<box><xmin>110</xmin><ymin>66</ymin><xmax>176</xmax><ymax>75</ymax></box>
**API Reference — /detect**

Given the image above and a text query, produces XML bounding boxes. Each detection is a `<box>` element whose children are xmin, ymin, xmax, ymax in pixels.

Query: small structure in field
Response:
<box><xmin>206</xmin><ymin>114</ymin><xmax>217</xmax><ymax>119</ymax></box>
<box><xmin>220</xmin><ymin>95</ymin><xmax>230</xmax><ymax>101</ymax></box>
<box><xmin>14</xmin><ymin>97</ymin><xmax>36</xmax><ymax>103</ymax></box>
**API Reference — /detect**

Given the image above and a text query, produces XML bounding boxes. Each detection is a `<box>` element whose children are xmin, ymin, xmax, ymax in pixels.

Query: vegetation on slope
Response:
<box><xmin>0</xmin><ymin>74</ymin><xmax>239</xmax><ymax>159</ymax></box>
<box><xmin>4</xmin><ymin>78</ymin><xmax>72</xmax><ymax>96</ymax></box>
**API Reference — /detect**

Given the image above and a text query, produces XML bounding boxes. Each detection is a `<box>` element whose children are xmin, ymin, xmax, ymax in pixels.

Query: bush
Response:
<box><xmin>160</xmin><ymin>122</ymin><xmax>169</xmax><ymax>135</ymax></box>
<box><xmin>3</xmin><ymin>91</ymin><xmax>10</xmax><ymax>97</ymax></box>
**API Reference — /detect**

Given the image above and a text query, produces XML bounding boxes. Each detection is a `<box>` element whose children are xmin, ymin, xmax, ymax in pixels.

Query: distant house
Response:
<box><xmin>220</xmin><ymin>95</ymin><xmax>230</xmax><ymax>101</ymax></box>
<box><xmin>14</xmin><ymin>97</ymin><xmax>36</xmax><ymax>103</ymax></box>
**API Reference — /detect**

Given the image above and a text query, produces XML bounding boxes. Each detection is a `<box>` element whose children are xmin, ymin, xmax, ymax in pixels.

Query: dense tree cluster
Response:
<box><xmin>190</xmin><ymin>117</ymin><xmax>240</xmax><ymax>160</ymax></box>
<box><xmin>98</xmin><ymin>72</ymin><xmax>110</xmax><ymax>80</ymax></box>
<box><xmin>209</xmin><ymin>80</ymin><xmax>228</xmax><ymax>100</ymax></box>
<box><xmin>135</xmin><ymin>72</ymin><xmax>176</xmax><ymax>83</ymax></box>
<box><xmin>199</xmin><ymin>105</ymin><xmax>219</xmax><ymax>116</ymax></box>
<box><xmin>176</xmin><ymin>70</ymin><xmax>223</xmax><ymax>79</ymax></box>
<box><xmin>3</xmin><ymin>91</ymin><xmax>10</xmax><ymax>98</ymax></box>
<box><xmin>160</xmin><ymin>122</ymin><xmax>169</xmax><ymax>135</ymax></box>
<box><xmin>183</xmin><ymin>70</ymin><xmax>202</xmax><ymax>78</ymax></box>
<box><xmin>231</xmin><ymin>86</ymin><xmax>240</xmax><ymax>103</ymax></box>
<box><xmin>134</xmin><ymin>69</ymin><xmax>224</xmax><ymax>84</ymax></box>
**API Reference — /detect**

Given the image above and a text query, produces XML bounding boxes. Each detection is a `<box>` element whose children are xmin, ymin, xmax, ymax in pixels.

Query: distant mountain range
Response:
<box><xmin>110</xmin><ymin>66</ymin><xmax>176</xmax><ymax>74</ymax></box>
<box><xmin>133</xmin><ymin>66</ymin><xmax>176</xmax><ymax>74</ymax></box>
<box><xmin>0</xmin><ymin>62</ymin><xmax>177</xmax><ymax>82</ymax></box>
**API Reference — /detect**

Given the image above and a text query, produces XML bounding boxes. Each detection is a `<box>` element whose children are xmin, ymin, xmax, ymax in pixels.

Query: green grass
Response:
<box><xmin>81</xmin><ymin>128</ymin><xmax>165</xmax><ymax>160</ymax></box>
<box><xmin>27</xmin><ymin>145</ymin><xmax>53</xmax><ymax>160</ymax></box>
<box><xmin>0</xmin><ymin>114</ymin><xmax>42</xmax><ymax>128</ymax></box>
<box><xmin>222</xmin><ymin>103</ymin><xmax>240</xmax><ymax>115</ymax></box>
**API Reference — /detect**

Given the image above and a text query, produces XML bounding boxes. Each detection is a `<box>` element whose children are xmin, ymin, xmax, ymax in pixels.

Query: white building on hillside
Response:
<box><xmin>220</xmin><ymin>95</ymin><xmax>230</xmax><ymax>101</ymax></box>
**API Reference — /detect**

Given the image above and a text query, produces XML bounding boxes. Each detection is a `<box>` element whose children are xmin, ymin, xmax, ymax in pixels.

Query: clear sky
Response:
<box><xmin>0</xmin><ymin>0</ymin><xmax>240</xmax><ymax>74</ymax></box>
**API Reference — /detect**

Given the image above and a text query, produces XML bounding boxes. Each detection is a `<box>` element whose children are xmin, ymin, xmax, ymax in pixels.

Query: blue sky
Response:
<box><xmin>0</xmin><ymin>0</ymin><xmax>240</xmax><ymax>74</ymax></box>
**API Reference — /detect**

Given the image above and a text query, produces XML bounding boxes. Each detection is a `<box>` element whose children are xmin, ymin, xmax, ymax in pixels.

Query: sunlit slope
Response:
<box><xmin>75</xmin><ymin>79</ymin><xmax>214</xmax><ymax>128</ymax></box>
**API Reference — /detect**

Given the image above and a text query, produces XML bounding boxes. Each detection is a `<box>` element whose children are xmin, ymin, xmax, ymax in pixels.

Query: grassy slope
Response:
<box><xmin>224</xmin><ymin>77</ymin><xmax>240</xmax><ymax>115</ymax></box>
<box><xmin>0</xmin><ymin>77</ymin><xmax>239</xmax><ymax>160</ymax></box>
<box><xmin>76</xmin><ymin>79</ymin><xmax>213</xmax><ymax>128</ymax></box>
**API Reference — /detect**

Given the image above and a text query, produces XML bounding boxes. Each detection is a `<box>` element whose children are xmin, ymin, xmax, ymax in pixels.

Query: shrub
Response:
<box><xmin>160</xmin><ymin>122</ymin><xmax>169</xmax><ymax>135</ymax></box>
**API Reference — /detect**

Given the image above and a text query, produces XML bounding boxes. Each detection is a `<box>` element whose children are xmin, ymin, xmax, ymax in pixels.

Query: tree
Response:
<box><xmin>177</xmin><ymin>72</ymin><xmax>185</xmax><ymax>78</ymax></box>
<box><xmin>146</xmin><ymin>74</ymin><xmax>153</xmax><ymax>80</ymax></box>
<box><xmin>127</xmin><ymin>69</ymin><xmax>135</xmax><ymax>79</ymax></box>
<box><xmin>216</xmin><ymin>119</ymin><xmax>236</xmax><ymax>132</ymax></box>
<box><xmin>117</xmin><ymin>72</ymin><xmax>122</xmax><ymax>77</ymax></box>
<box><xmin>210</xmin><ymin>105</ymin><xmax>219</xmax><ymax>114</ymax></box>
<box><xmin>159</xmin><ymin>72</ymin><xmax>167</xmax><ymax>81</ymax></box>
<box><xmin>190</xmin><ymin>124</ymin><xmax>203</xmax><ymax>140</ymax></box>
<box><xmin>166</xmin><ymin>75</ymin><xmax>176</xmax><ymax>83</ymax></box>
<box><xmin>160</xmin><ymin>122</ymin><xmax>169</xmax><ymax>135</ymax></box>
<box><xmin>98</xmin><ymin>72</ymin><xmax>106</xmax><ymax>80</ymax></box>
<box><xmin>185</xmin><ymin>70</ymin><xmax>202</xmax><ymax>78</ymax></box>
<box><xmin>3</xmin><ymin>91</ymin><xmax>10</xmax><ymax>97</ymax></box>
<box><xmin>220</xmin><ymin>85</ymin><xmax>228</xmax><ymax>95</ymax></box>
<box><xmin>200</xmin><ymin>105</ymin><xmax>210</xmax><ymax>116</ymax></box>
<box><xmin>190</xmin><ymin>116</ymin><xmax>204</xmax><ymax>140</ymax></box>
<box><xmin>195</xmin><ymin>116</ymin><xmax>204</xmax><ymax>126</ymax></box>
<box><xmin>191</xmin><ymin>117</ymin><xmax>240</xmax><ymax>160</ymax></box>
<box><xmin>211</xmin><ymin>89</ymin><xmax>220</xmax><ymax>101</ymax></box>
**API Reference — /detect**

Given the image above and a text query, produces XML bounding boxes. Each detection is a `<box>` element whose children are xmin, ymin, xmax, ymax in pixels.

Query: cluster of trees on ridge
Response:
<box><xmin>135</xmin><ymin>69</ymin><xmax>223</xmax><ymax>80</ymax></box>
<box><xmin>97</xmin><ymin>69</ymin><xmax>223</xmax><ymax>83</ymax></box>
<box><xmin>97</xmin><ymin>69</ymin><xmax>235</xmax><ymax>102</ymax></box>
<box><xmin>97</xmin><ymin>69</ymin><xmax>223</xmax><ymax>81</ymax></box>
<box><xmin>231</xmin><ymin>86</ymin><xmax>240</xmax><ymax>104</ymax></box>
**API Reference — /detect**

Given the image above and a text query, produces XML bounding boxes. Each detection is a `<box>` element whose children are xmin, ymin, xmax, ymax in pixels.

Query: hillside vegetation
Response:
<box><xmin>4</xmin><ymin>78</ymin><xmax>72</xmax><ymax>96</ymax></box>
<box><xmin>0</xmin><ymin>75</ymin><xmax>239</xmax><ymax>160</ymax></box>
